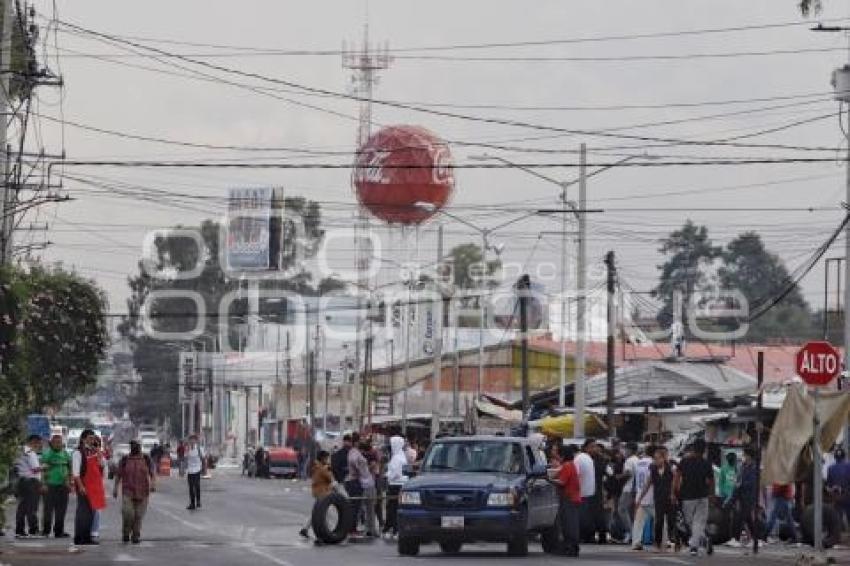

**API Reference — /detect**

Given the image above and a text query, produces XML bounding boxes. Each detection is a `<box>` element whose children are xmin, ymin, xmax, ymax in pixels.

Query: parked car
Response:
<box><xmin>397</xmin><ymin>435</ymin><xmax>559</xmax><ymax>557</ymax></box>
<box><xmin>267</xmin><ymin>447</ymin><xmax>298</xmax><ymax>478</ymax></box>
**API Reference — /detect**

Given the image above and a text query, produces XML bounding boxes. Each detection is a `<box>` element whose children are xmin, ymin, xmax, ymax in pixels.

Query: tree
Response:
<box><xmin>653</xmin><ymin>220</ymin><xmax>721</xmax><ymax>329</ymax></box>
<box><xmin>0</xmin><ymin>265</ymin><xmax>109</xmax><ymax>485</ymax></box>
<box><xmin>719</xmin><ymin>232</ymin><xmax>813</xmax><ymax>342</ymax></box>
<box><xmin>799</xmin><ymin>0</ymin><xmax>822</xmax><ymax>16</ymax></box>
<box><xmin>448</xmin><ymin>243</ymin><xmax>501</xmax><ymax>290</ymax></box>
<box><xmin>119</xmin><ymin>199</ymin><xmax>341</xmax><ymax>431</ymax></box>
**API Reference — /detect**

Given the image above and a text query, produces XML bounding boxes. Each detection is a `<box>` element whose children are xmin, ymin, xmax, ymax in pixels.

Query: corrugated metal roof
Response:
<box><xmin>583</xmin><ymin>361</ymin><xmax>757</xmax><ymax>406</ymax></box>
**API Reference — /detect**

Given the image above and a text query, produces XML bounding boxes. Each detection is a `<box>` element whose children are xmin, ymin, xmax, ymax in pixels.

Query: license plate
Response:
<box><xmin>441</xmin><ymin>516</ymin><xmax>464</xmax><ymax>529</ymax></box>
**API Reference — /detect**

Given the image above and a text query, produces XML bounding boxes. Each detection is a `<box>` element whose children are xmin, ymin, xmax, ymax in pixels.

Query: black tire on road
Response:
<box><xmin>439</xmin><ymin>541</ymin><xmax>462</xmax><ymax>554</ymax></box>
<box><xmin>311</xmin><ymin>492</ymin><xmax>355</xmax><ymax>545</ymax></box>
<box><xmin>507</xmin><ymin>536</ymin><xmax>529</xmax><ymax>557</ymax></box>
<box><xmin>801</xmin><ymin>503</ymin><xmax>842</xmax><ymax>549</ymax></box>
<box><xmin>398</xmin><ymin>536</ymin><xmax>420</xmax><ymax>556</ymax></box>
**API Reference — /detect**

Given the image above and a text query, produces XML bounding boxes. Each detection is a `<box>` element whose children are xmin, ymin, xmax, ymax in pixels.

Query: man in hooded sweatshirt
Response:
<box><xmin>384</xmin><ymin>436</ymin><xmax>408</xmax><ymax>537</ymax></box>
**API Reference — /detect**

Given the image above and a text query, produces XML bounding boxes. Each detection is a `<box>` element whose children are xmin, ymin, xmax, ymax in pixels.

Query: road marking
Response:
<box><xmin>245</xmin><ymin>545</ymin><xmax>294</xmax><ymax>566</ymax></box>
<box><xmin>152</xmin><ymin>504</ymin><xmax>206</xmax><ymax>532</ymax></box>
<box><xmin>650</xmin><ymin>558</ymin><xmax>691</xmax><ymax>565</ymax></box>
<box><xmin>113</xmin><ymin>553</ymin><xmax>141</xmax><ymax>562</ymax></box>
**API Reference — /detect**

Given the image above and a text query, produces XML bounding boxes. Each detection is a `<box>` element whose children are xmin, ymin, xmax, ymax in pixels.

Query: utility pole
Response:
<box><xmin>402</xmin><ymin>277</ymin><xmax>411</xmax><ymax>435</ymax></box>
<box><xmin>0</xmin><ymin>0</ymin><xmax>14</xmax><ymax>266</ymax></box>
<box><xmin>818</xmin><ymin>20</ymin><xmax>850</xmax><ymax>478</ymax></box>
<box><xmin>605</xmin><ymin>251</ymin><xmax>616</xmax><ymax>437</ymax></box>
<box><xmin>559</xmin><ymin>180</ymin><xmax>568</xmax><ymax>407</ymax></box>
<box><xmin>285</xmin><ymin>330</ymin><xmax>292</xmax><ymax>432</ymax></box>
<box><xmin>574</xmin><ymin>143</ymin><xmax>588</xmax><ymax>438</ymax></box>
<box><xmin>478</xmin><ymin>231</ymin><xmax>487</xmax><ymax>399</ymax></box>
<box><xmin>362</xmin><ymin>334</ymin><xmax>372</xmax><ymax>430</ymax></box>
<box><xmin>517</xmin><ymin>274</ymin><xmax>531</xmax><ymax>417</ymax></box>
<box><xmin>431</xmin><ymin>224</ymin><xmax>444</xmax><ymax>440</ymax></box>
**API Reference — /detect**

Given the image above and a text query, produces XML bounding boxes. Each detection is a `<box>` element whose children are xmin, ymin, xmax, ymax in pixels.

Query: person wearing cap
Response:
<box><xmin>113</xmin><ymin>440</ymin><xmax>156</xmax><ymax>544</ymax></box>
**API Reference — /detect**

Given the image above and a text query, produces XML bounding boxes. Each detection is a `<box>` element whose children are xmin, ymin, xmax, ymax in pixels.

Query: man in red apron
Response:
<box><xmin>72</xmin><ymin>430</ymin><xmax>106</xmax><ymax>546</ymax></box>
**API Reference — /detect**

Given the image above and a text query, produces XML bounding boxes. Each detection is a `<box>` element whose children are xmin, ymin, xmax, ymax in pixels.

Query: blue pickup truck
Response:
<box><xmin>397</xmin><ymin>435</ymin><xmax>559</xmax><ymax>557</ymax></box>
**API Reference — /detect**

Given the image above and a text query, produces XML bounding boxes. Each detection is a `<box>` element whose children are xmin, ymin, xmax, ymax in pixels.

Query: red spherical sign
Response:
<box><xmin>353</xmin><ymin>125</ymin><xmax>454</xmax><ymax>225</ymax></box>
<box><xmin>796</xmin><ymin>341</ymin><xmax>842</xmax><ymax>386</ymax></box>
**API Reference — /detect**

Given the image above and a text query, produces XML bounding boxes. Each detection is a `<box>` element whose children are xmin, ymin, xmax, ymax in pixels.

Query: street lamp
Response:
<box><xmin>413</xmin><ymin>201</ymin><xmax>542</xmax><ymax>405</ymax></box>
<box><xmin>471</xmin><ymin>151</ymin><xmax>644</xmax><ymax>437</ymax></box>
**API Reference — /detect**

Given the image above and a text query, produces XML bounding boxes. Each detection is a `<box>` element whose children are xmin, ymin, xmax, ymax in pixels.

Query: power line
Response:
<box><xmin>55</xmin><ymin>21</ymin><xmax>846</xmax><ymax>154</ymax></box>
<box><xmin>52</xmin><ymin>16</ymin><xmax>849</xmax><ymax>54</ymax></box>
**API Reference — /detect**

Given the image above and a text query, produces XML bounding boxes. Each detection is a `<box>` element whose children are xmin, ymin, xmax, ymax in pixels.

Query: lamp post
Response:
<box><xmin>414</xmin><ymin>201</ymin><xmax>542</xmax><ymax>405</ymax></box>
<box><xmin>471</xmin><ymin>151</ymin><xmax>642</xmax><ymax>435</ymax></box>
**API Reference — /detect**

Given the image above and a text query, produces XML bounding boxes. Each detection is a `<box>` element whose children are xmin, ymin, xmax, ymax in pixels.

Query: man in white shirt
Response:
<box><xmin>573</xmin><ymin>439</ymin><xmax>597</xmax><ymax>542</ymax></box>
<box><xmin>631</xmin><ymin>446</ymin><xmax>657</xmax><ymax>551</ymax></box>
<box><xmin>185</xmin><ymin>435</ymin><xmax>204</xmax><ymax>510</ymax></box>
<box><xmin>574</xmin><ymin>440</ymin><xmax>596</xmax><ymax>501</ymax></box>
<box><xmin>618</xmin><ymin>442</ymin><xmax>640</xmax><ymax>544</ymax></box>
<box><xmin>15</xmin><ymin>435</ymin><xmax>43</xmax><ymax>538</ymax></box>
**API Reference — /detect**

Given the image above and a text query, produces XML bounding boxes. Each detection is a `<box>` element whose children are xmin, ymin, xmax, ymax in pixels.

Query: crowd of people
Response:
<box><xmin>7</xmin><ymin>430</ymin><xmax>208</xmax><ymax>546</ymax></box>
<box><xmin>548</xmin><ymin>437</ymin><xmax>850</xmax><ymax>556</ymax></box>
<box><xmin>295</xmin><ymin>432</ymin><xmax>850</xmax><ymax>554</ymax></box>
<box><xmin>300</xmin><ymin>432</ymin><xmax>419</xmax><ymax>541</ymax></box>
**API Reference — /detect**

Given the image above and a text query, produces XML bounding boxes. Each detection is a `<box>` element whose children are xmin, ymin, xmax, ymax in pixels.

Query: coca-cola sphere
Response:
<box><xmin>353</xmin><ymin>125</ymin><xmax>454</xmax><ymax>225</ymax></box>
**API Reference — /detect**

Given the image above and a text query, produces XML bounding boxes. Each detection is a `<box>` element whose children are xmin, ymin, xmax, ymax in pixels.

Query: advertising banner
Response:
<box><xmin>178</xmin><ymin>351</ymin><xmax>196</xmax><ymax>403</ymax></box>
<box><xmin>226</xmin><ymin>187</ymin><xmax>272</xmax><ymax>271</ymax></box>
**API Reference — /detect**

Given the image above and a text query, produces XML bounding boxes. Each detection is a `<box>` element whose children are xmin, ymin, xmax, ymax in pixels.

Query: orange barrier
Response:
<box><xmin>158</xmin><ymin>457</ymin><xmax>172</xmax><ymax>477</ymax></box>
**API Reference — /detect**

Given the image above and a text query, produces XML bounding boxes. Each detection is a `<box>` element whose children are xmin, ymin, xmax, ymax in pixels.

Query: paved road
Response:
<box><xmin>0</xmin><ymin>468</ymin><xmax>844</xmax><ymax>565</ymax></box>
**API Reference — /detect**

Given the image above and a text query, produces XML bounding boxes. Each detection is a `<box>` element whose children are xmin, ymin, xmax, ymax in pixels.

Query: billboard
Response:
<box><xmin>226</xmin><ymin>187</ymin><xmax>273</xmax><ymax>271</ymax></box>
<box><xmin>178</xmin><ymin>352</ymin><xmax>196</xmax><ymax>403</ymax></box>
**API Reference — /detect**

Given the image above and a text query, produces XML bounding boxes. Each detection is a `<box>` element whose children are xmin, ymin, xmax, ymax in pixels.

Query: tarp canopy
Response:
<box><xmin>475</xmin><ymin>399</ymin><xmax>523</xmax><ymax>423</ymax></box>
<box><xmin>535</xmin><ymin>413</ymin><xmax>608</xmax><ymax>438</ymax></box>
<box><xmin>763</xmin><ymin>384</ymin><xmax>850</xmax><ymax>485</ymax></box>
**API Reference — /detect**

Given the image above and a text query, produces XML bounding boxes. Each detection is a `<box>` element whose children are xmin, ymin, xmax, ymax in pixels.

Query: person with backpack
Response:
<box><xmin>113</xmin><ymin>440</ymin><xmax>156</xmax><ymax>544</ymax></box>
<box><xmin>40</xmin><ymin>434</ymin><xmax>71</xmax><ymax>538</ymax></box>
<box><xmin>72</xmin><ymin>429</ymin><xmax>106</xmax><ymax>546</ymax></box>
<box><xmin>185</xmin><ymin>434</ymin><xmax>205</xmax><ymax>510</ymax></box>
<box><xmin>14</xmin><ymin>435</ymin><xmax>43</xmax><ymax>539</ymax></box>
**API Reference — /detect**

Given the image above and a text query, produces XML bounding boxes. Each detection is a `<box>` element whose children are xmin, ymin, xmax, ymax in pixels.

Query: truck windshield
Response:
<box><xmin>421</xmin><ymin>441</ymin><xmax>524</xmax><ymax>474</ymax></box>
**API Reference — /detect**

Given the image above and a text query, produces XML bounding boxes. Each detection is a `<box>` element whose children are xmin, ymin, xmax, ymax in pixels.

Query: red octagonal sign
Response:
<box><xmin>796</xmin><ymin>341</ymin><xmax>842</xmax><ymax>386</ymax></box>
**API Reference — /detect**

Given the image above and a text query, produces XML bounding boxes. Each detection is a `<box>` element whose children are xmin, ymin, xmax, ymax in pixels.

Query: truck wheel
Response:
<box><xmin>311</xmin><ymin>493</ymin><xmax>354</xmax><ymax>545</ymax></box>
<box><xmin>439</xmin><ymin>541</ymin><xmax>462</xmax><ymax>554</ymax></box>
<box><xmin>398</xmin><ymin>536</ymin><xmax>420</xmax><ymax>556</ymax></box>
<box><xmin>541</xmin><ymin>526</ymin><xmax>561</xmax><ymax>554</ymax></box>
<box><xmin>507</xmin><ymin>536</ymin><xmax>529</xmax><ymax>557</ymax></box>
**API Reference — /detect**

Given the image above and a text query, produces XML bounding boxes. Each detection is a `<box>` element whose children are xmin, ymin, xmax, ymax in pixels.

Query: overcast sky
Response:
<box><xmin>23</xmin><ymin>0</ymin><xmax>850</xmax><ymax>326</ymax></box>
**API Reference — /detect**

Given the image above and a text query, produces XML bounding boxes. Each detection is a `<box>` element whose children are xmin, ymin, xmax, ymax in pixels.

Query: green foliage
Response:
<box><xmin>720</xmin><ymin>232</ymin><xmax>811</xmax><ymax>343</ymax></box>
<box><xmin>799</xmin><ymin>0</ymin><xmax>822</xmax><ymax>16</ymax></box>
<box><xmin>119</xmin><ymin>202</ymin><xmax>341</xmax><ymax>430</ymax></box>
<box><xmin>0</xmin><ymin>265</ymin><xmax>109</xmax><ymax>483</ymax></box>
<box><xmin>654</xmin><ymin>224</ymin><xmax>815</xmax><ymax>343</ymax></box>
<box><xmin>652</xmin><ymin>220</ymin><xmax>721</xmax><ymax>328</ymax></box>
<box><xmin>448</xmin><ymin>243</ymin><xmax>501</xmax><ymax>290</ymax></box>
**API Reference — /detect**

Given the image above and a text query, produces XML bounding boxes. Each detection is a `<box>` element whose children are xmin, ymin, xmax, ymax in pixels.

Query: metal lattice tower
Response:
<box><xmin>342</xmin><ymin>24</ymin><xmax>391</xmax><ymax>427</ymax></box>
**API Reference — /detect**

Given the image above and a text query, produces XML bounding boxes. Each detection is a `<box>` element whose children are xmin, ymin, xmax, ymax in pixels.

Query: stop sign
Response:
<box><xmin>796</xmin><ymin>341</ymin><xmax>842</xmax><ymax>386</ymax></box>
